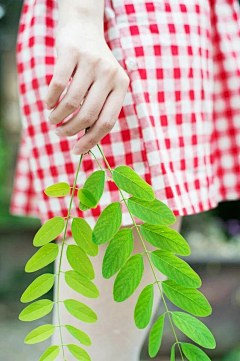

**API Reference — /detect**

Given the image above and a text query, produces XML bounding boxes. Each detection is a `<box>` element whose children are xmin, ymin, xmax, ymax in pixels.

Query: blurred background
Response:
<box><xmin>0</xmin><ymin>1</ymin><xmax>240</xmax><ymax>360</ymax></box>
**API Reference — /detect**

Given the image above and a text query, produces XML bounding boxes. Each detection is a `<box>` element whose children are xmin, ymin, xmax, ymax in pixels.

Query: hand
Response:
<box><xmin>45</xmin><ymin>19</ymin><xmax>130</xmax><ymax>154</ymax></box>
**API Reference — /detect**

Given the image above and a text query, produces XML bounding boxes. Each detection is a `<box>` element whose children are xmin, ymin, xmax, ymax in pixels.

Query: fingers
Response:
<box><xmin>71</xmin><ymin>87</ymin><xmax>127</xmax><ymax>155</ymax></box>
<box><xmin>55</xmin><ymin>78</ymin><xmax>112</xmax><ymax>137</ymax></box>
<box><xmin>48</xmin><ymin>68</ymin><xmax>95</xmax><ymax>125</ymax></box>
<box><xmin>45</xmin><ymin>53</ymin><xmax>77</xmax><ymax>110</ymax></box>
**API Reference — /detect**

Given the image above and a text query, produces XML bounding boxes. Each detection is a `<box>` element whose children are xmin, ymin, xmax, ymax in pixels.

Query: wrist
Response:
<box><xmin>58</xmin><ymin>1</ymin><xmax>104</xmax><ymax>30</ymax></box>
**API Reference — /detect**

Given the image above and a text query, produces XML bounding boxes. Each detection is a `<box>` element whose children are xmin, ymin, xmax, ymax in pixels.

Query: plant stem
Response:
<box><xmin>89</xmin><ymin>150</ymin><xmax>104</xmax><ymax>170</ymax></box>
<box><xmin>96</xmin><ymin>144</ymin><xmax>185</xmax><ymax>361</ymax></box>
<box><xmin>56</xmin><ymin>154</ymin><xmax>83</xmax><ymax>359</ymax></box>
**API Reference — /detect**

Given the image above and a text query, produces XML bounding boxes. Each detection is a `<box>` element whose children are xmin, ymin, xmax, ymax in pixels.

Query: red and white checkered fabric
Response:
<box><xmin>11</xmin><ymin>0</ymin><xmax>240</xmax><ymax>232</ymax></box>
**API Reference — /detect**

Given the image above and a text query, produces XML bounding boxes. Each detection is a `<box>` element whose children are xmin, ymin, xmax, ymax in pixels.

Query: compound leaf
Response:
<box><xmin>92</xmin><ymin>202</ymin><xmax>122</xmax><ymax>245</ymax></box>
<box><xmin>148</xmin><ymin>314</ymin><xmax>165</xmax><ymax>358</ymax></box>
<box><xmin>71</xmin><ymin>217</ymin><xmax>98</xmax><ymax>257</ymax></box>
<box><xmin>25</xmin><ymin>244</ymin><xmax>59</xmax><ymax>273</ymax></box>
<box><xmin>33</xmin><ymin>217</ymin><xmax>65</xmax><ymax>247</ymax></box>
<box><xmin>19</xmin><ymin>299</ymin><xmax>53</xmax><ymax>322</ymax></box>
<box><xmin>67</xmin><ymin>344</ymin><xmax>91</xmax><ymax>361</ymax></box>
<box><xmin>162</xmin><ymin>280</ymin><xmax>212</xmax><ymax>317</ymax></box>
<box><xmin>140</xmin><ymin>223</ymin><xmax>190</xmax><ymax>256</ymax></box>
<box><xmin>65</xmin><ymin>270</ymin><xmax>99</xmax><ymax>298</ymax></box>
<box><xmin>64</xmin><ymin>299</ymin><xmax>97</xmax><ymax>323</ymax></box>
<box><xmin>39</xmin><ymin>345</ymin><xmax>60</xmax><ymax>361</ymax></box>
<box><xmin>24</xmin><ymin>324</ymin><xmax>55</xmax><ymax>344</ymax></box>
<box><xmin>113</xmin><ymin>165</ymin><xmax>154</xmax><ymax>201</ymax></box>
<box><xmin>67</xmin><ymin>245</ymin><xmax>95</xmax><ymax>280</ymax></box>
<box><xmin>134</xmin><ymin>284</ymin><xmax>154</xmax><ymax>329</ymax></box>
<box><xmin>151</xmin><ymin>250</ymin><xmax>201</xmax><ymax>288</ymax></box>
<box><xmin>114</xmin><ymin>254</ymin><xmax>144</xmax><ymax>302</ymax></box>
<box><xmin>128</xmin><ymin>197</ymin><xmax>176</xmax><ymax>226</ymax></box>
<box><xmin>181</xmin><ymin>343</ymin><xmax>211</xmax><ymax>361</ymax></box>
<box><xmin>65</xmin><ymin>325</ymin><xmax>91</xmax><ymax>346</ymax></box>
<box><xmin>21</xmin><ymin>274</ymin><xmax>55</xmax><ymax>303</ymax></box>
<box><xmin>102</xmin><ymin>228</ymin><xmax>133</xmax><ymax>279</ymax></box>
<box><xmin>172</xmin><ymin>312</ymin><xmax>216</xmax><ymax>349</ymax></box>
<box><xmin>79</xmin><ymin>170</ymin><xmax>105</xmax><ymax>211</ymax></box>
<box><xmin>44</xmin><ymin>183</ymin><xmax>70</xmax><ymax>197</ymax></box>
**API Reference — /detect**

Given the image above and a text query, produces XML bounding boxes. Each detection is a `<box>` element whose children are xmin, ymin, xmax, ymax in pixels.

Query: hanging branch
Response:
<box><xmin>19</xmin><ymin>143</ymin><xmax>216</xmax><ymax>361</ymax></box>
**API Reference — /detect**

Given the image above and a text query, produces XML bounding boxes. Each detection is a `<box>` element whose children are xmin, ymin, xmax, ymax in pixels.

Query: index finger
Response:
<box><xmin>45</xmin><ymin>53</ymin><xmax>77</xmax><ymax>110</ymax></box>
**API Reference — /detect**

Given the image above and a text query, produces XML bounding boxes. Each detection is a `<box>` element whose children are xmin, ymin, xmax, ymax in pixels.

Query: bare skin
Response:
<box><xmin>45</xmin><ymin>0</ymin><xmax>129</xmax><ymax>155</ymax></box>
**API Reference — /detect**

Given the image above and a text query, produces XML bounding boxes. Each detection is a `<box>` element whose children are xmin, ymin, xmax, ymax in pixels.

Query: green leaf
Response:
<box><xmin>21</xmin><ymin>274</ymin><xmax>55</xmax><ymax>303</ymax></box>
<box><xmin>25</xmin><ymin>244</ymin><xmax>59</xmax><ymax>273</ymax></box>
<box><xmin>140</xmin><ymin>223</ymin><xmax>190</xmax><ymax>256</ymax></box>
<box><xmin>65</xmin><ymin>325</ymin><xmax>91</xmax><ymax>346</ymax></box>
<box><xmin>92</xmin><ymin>202</ymin><xmax>122</xmax><ymax>245</ymax></box>
<box><xmin>148</xmin><ymin>314</ymin><xmax>165</xmax><ymax>358</ymax></box>
<box><xmin>44</xmin><ymin>182</ymin><xmax>70</xmax><ymax>197</ymax></box>
<box><xmin>79</xmin><ymin>170</ymin><xmax>105</xmax><ymax>211</ymax></box>
<box><xmin>128</xmin><ymin>197</ymin><xmax>176</xmax><ymax>226</ymax></box>
<box><xmin>181</xmin><ymin>343</ymin><xmax>211</xmax><ymax>361</ymax></box>
<box><xmin>134</xmin><ymin>284</ymin><xmax>154</xmax><ymax>329</ymax></box>
<box><xmin>102</xmin><ymin>228</ymin><xmax>133</xmax><ymax>279</ymax></box>
<box><xmin>172</xmin><ymin>312</ymin><xmax>216</xmax><ymax>349</ymax></box>
<box><xmin>33</xmin><ymin>217</ymin><xmax>65</xmax><ymax>247</ymax></box>
<box><xmin>113</xmin><ymin>254</ymin><xmax>144</xmax><ymax>302</ymax></box>
<box><xmin>67</xmin><ymin>245</ymin><xmax>95</xmax><ymax>280</ymax></box>
<box><xmin>71</xmin><ymin>217</ymin><xmax>98</xmax><ymax>257</ymax></box>
<box><xmin>39</xmin><ymin>346</ymin><xmax>60</xmax><ymax>361</ymax></box>
<box><xmin>64</xmin><ymin>299</ymin><xmax>97</xmax><ymax>323</ymax></box>
<box><xmin>19</xmin><ymin>299</ymin><xmax>53</xmax><ymax>322</ymax></box>
<box><xmin>151</xmin><ymin>250</ymin><xmax>201</xmax><ymax>288</ymax></box>
<box><xmin>24</xmin><ymin>324</ymin><xmax>55</xmax><ymax>344</ymax></box>
<box><xmin>65</xmin><ymin>270</ymin><xmax>99</xmax><ymax>298</ymax></box>
<box><xmin>113</xmin><ymin>165</ymin><xmax>154</xmax><ymax>201</ymax></box>
<box><xmin>78</xmin><ymin>188</ymin><xmax>97</xmax><ymax>208</ymax></box>
<box><xmin>67</xmin><ymin>344</ymin><xmax>91</xmax><ymax>361</ymax></box>
<box><xmin>162</xmin><ymin>280</ymin><xmax>212</xmax><ymax>317</ymax></box>
<box><xmin>171</xmin><ymin>344</ymin><xmax>175</xmax><ymax>361</ymax></box>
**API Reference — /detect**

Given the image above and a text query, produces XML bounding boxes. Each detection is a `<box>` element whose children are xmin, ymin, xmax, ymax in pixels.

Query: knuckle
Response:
<box><xmin>101</xmin><ymin>119</ymin><xmax>115</xmax><ymax>131</ymax></box>
<box><xmin>83</xmin><ymin>137</ymin><xmax>96</xmax><ymax>151</ymax></box>
<box><xmin>64</xmin><ymin>98</ymin><xmax>79</xmax><ymax>111</ymax></box>
<box><xmin>79</xmin><ymin>110</ymin><xmax>98</xmax><ymax>125</ymax></box>
<box><xmin>90</xmin><ymin>57</ymin><xmax>100</xmax><ymax>68</ymax></box>
<box><xmin>79</xmin><ymin>118</ymin><xmax>90</xmax><ymax>130</ymax></box>
<box><xmin>101</xmin><ymin>62</ymin><xmax>118</xmax><ymax>77</ymax></box>
<box><xmin>61</xmin><ymin>126</ymin><xmax>75</xmax><ymax>137</ymax></box>
<box><xmin>119</xmin><ymin>72</ymin><xmax>130</xmax><ymax>88</ymax></box>
<box><xmin>108</xmin><ymin>67</ymin><xmax>119</xmax><ymax>79</ymax></box>
<box><xmin>82</xmin><ymin>51</ymin><xmax>99</xmax><ymax>66</ymax></box>
<box><xmin>51</xmin><ymin>79</ymin><xmax>66</xmax><ymax>91</ymax></box>
<box><xmin>66</xmin><ymin>45</ymin><xmax>79</xmax><ymax>58</ymax></box>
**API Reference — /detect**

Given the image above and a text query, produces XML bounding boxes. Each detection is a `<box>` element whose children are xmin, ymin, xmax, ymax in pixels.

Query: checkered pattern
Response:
<box><xmin>11</xmin><ymin>0</ymin><xmax>240</xmax><ymax>233</ymax></box>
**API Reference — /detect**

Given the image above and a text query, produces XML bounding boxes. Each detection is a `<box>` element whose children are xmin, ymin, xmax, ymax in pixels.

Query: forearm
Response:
<box><xmin>58</xmin><ymin>0</ymin><xmax>104</xmax><ymax>30</ymax></box>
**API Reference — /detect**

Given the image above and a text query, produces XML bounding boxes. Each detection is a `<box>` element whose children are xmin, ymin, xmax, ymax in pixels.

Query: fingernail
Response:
<box><xmin>49</xmin><ymin>114</ymin><xmax>57</xmax><ymax>124</ymax></box>
<box><xmin>45</xmin><ymin>101</ymin><xmax>52</xmax><ymax>110</ymax></box>
<box><xmin>55</xmin><ymin>127</ymin><xmax>61</xmax><ymax>135</ymax></box>
<box><xmin>71</xmin><ymin>146</ymin><xmax>82</xmax><ymax>155</ymax></box>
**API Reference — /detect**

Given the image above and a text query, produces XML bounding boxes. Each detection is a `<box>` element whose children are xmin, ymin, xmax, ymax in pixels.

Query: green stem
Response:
<box><xmin>96</xmin><ymin>144</ymin><xmax>184</xmax><ymax>361</ymax></box>
<box><xmin>56</xmin><ymin>154</ymin><xmax>83</xmax><ymax>359</ymax></box>
<box><xmin>89</xmin><ymin>150</ymin><xmax>104</xmax><ymax>170</ymax></box>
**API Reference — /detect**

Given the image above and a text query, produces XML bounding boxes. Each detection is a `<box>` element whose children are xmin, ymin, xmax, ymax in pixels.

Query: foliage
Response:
<box><xmin>19</xmin><ymin>144</ymin><xmax>216</xmax><ymax>360</ymax></box>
